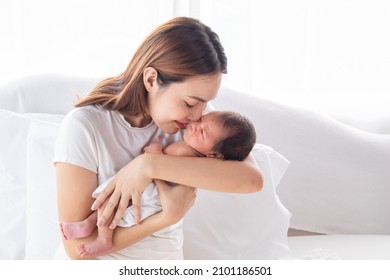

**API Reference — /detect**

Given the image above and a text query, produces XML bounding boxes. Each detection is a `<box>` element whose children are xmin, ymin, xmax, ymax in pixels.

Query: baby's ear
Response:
<box><xmin>206</xmin><ymin>152</ymin><xmax>224</xmax><ymax>159</ymax></box>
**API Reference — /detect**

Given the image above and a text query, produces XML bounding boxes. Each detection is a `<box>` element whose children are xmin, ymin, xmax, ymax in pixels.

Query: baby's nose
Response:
<box><xmin>188</xmin><ymin>122</ymin><xmax>199</xmax><ymax>132</ymax></box>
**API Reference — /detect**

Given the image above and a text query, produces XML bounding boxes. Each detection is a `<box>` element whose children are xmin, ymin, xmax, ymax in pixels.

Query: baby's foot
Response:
<box><xmin>59</xmin><ymin>221</ymin><xmax>95</xmax><ymax>240</ymax></box>
<box><xmin>76</xmin><ymin>238</ymin><xmax>112</xmax><ymax>257</ymax></box>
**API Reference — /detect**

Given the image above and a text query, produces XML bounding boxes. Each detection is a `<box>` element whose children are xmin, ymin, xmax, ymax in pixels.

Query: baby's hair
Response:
<box><xmin>213</xmin><ymin>111</ymin><xmax>256</xmax><ymax>161</ymax></box>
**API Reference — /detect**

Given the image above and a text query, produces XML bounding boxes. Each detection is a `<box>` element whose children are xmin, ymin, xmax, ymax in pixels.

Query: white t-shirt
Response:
<box><xmin>54</xmin><ymin>105</ymin><xmax>183</xmax><ymax>259</ymax></box>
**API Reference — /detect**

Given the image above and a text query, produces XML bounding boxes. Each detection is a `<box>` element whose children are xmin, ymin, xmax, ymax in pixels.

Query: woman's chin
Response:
<box><xmin>162</xmin><ymin>125</ymin><xmax>180</xmax><ymax>135</ymax></box>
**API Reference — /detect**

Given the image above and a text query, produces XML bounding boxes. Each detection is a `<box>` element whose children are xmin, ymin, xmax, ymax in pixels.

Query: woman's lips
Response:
<box><xmin>175</xmin><ymin>121</ymin><xmax>188</xmax><ymax>129</ymax></box>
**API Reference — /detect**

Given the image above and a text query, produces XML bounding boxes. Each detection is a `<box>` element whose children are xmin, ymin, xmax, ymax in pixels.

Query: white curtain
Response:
<box><xmin>0</xmin><ymin>0</ymin><xmax>177</xmax><ymax>81</ymax></box>
<box><xmin>1</xmin><ymin>0</ymin><xmax>389</xmax><ymax>124</ymax></box>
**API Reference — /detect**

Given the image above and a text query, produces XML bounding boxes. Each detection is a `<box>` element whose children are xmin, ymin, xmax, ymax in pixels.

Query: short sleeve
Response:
<box><xmin>53</xmin><ymin>110</ymin><xmax>98</xmax><ymax>173</ymax></box>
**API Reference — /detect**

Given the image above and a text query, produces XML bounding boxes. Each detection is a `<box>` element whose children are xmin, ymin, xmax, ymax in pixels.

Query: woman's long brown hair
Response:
<box><xmin>75</xmin><ymin>17</ymin><xmax>227</xmax><ymax>119</ymax></box>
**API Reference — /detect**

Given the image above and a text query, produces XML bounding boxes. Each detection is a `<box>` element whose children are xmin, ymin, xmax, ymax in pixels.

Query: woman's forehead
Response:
<box><xmin>179</xmin><ymin>74</ymin><xmax>221</xmax><ymax>100</ymax></box>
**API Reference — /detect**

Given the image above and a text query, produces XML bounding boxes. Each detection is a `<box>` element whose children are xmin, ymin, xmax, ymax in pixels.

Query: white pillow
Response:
<box><xmin>183</xmin><ymin>143</ymin><xmax>291</xmax><ymax>259</ymax></box>
<box><xmin>275</xmin><ymin>113</ymin><xmax>390</xmax><ymax>234</ymax></box>
<box><xmin>25</xmin><ymin>116</ymin><xmax>64</xmax><ymax>259</ymax></box>
<box><xmin>0</xmin><ymin>74</ymin><xmax>98</xmax><ymax>114</ymax></box>
<box><xmin>0</xmin><ymin>109</ymin><xmax>30</xmax><ymax>259</ymax></box>
<box><xmin>0</xmin><ymin>109</ymin><xmax>64</xmax><ymax>260</ymax></box>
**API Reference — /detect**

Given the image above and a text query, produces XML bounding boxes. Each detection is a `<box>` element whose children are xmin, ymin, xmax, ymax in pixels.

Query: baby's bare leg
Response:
<box><xmin>76</xmin><ymin>199</ymin><xmax>115</xmax><ymax>257</ymax></box>
<box><xmin>59</xmin><ymin>211</ymin><xmax>97</xmax><ymax>240</ymax></box>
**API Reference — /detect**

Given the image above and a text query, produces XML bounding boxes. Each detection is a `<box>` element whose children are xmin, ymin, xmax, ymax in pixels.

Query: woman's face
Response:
<box><xmin>147</xmin><ymin>72</ymin><xmax>222</xmax><ymax>134</ymax></box>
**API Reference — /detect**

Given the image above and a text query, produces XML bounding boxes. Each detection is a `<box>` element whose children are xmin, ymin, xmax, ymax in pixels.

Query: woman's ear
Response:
<box><xmin>143</xmin><ymin>67</ymin><xmax>159</xmax><ymax>93</ymax></box>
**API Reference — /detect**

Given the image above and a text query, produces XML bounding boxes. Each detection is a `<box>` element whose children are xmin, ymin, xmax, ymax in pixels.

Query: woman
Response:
<box><xmin>55</xmin><ymin>17</ymin><xmax>263</xmax><ymax>260</ymax></box>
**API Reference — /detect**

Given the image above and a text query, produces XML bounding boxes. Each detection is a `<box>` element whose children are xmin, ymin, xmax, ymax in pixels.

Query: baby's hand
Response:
<box><xmin>143</xmin><ymin>137</ymin><xmax>163</xmax><ymax>154</ymax></box>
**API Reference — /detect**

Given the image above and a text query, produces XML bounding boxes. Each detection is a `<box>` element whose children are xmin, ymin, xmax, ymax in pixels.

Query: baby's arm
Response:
<box><xmin>143</xmin><ymin>139</ymin><xmax>195</xmax><ymax>157</ymax></box>
<box><xmin>162</xmin><ymin>141</ymin><xmax>197</xmax><ymax>157</ymax></box>
<box><xmin>143</xmin><ymin>141</ymin><xmax>164</xmax><ymax>154</ymax></box>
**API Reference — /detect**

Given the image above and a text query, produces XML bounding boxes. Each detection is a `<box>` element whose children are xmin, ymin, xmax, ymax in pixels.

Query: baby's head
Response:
<box><xmin>183</xmin><ymin>110</ymin><xmax>256</xmax><ymax>161</ymax></box>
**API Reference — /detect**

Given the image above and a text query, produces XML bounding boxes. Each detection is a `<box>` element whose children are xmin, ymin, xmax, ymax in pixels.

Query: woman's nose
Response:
<box><xmin>188</xmin><ymin>104</ymin><xmax>205</xmax><ymax>122</ymax></box>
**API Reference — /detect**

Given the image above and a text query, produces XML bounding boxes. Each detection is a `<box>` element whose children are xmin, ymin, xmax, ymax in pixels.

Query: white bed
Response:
<box><xmin>288</xmin><ymin>234</ymin><xmax>390</xmax><ymax>260</ymax></box>
<box><xmin>0</xmin><ymin>74</ymin><xmax>389</xmax><ymax>260</ymax></box>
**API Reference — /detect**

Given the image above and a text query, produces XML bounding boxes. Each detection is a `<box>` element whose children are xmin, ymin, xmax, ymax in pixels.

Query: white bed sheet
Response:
<box><xmin>287</xmin><ymin>235</ymin><xmax>390</xmax><ymax>260</ymax></box>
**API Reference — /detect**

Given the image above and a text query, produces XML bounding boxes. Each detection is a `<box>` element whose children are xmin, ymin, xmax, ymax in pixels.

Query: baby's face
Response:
<box><xmin>182</xmin><ymin>112</ymin><xmax>225</xmax><ymax>156</ymax></box>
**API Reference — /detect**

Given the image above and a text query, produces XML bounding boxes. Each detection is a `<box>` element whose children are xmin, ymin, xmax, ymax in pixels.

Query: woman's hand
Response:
<box><xmin>155</xmin><ymin>180</ymin><xmax>197</xmax><ymax>225</ymax></box>
<box><xmin>91</xmin><ymin>154</ymin><xmax>153</xmax><ymax>229</ymax></box>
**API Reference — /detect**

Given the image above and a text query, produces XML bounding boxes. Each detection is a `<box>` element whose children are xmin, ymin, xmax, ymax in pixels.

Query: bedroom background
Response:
<box><xmin>0</xmin><ymin>0</ymin><xmax>389</xmax><ymax>275</ymax></box>
<box><xmin>1</xmin><ymin>0</ymin><xmax>389</xmax><ymax>132</ymax></box>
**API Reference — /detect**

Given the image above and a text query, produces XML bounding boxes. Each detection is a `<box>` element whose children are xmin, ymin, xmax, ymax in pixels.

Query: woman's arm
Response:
<box><xmin>150</xmin><ymin>153</ymin><xmax>263</xmax><ymax>193</ymax></box>
<box><xmin>94</xmin><ymin>153</ymin><xmax>263</xmax><ymax>228</ymax></box>
<box><xmin>56</xmin><ymin>162</ymin><xmax>195</xmax><ymax>259</ymax></box>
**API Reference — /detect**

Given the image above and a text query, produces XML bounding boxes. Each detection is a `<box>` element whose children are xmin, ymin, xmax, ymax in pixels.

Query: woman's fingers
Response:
<box><xmin>92</xmin><ymin>155</ymin><xmax>153</xmax><ymax>228</ymax></box>
<box><xmin>91</xmin><ymin>178</ymin><xmax>115</xmax><ymax>211</ymax></box>
<box><xmin>96</xmin><ymin>190</ymin><xmax>121</xmax><ymax>226</ymax></box>
<box><xmin>94</xmin><ymin>179</ymin><xmax>124</xmax><ymax>227</ymax></box>
<box><xmin>108</xmin><ymin>192</ymin><xmax>131</xmax><ymax>229</ymax></box>
<box><xmin>131</xmin><ymin>191</ymin><xmax>142</xmax><ymax>224</ymax></box>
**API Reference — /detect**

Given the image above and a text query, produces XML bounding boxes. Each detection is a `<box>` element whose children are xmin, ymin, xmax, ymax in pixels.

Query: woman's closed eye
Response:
<box><xmin>184</xmin><ymin>101</ymin><xmax>194</xmax><ymax>108</ymax></box>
